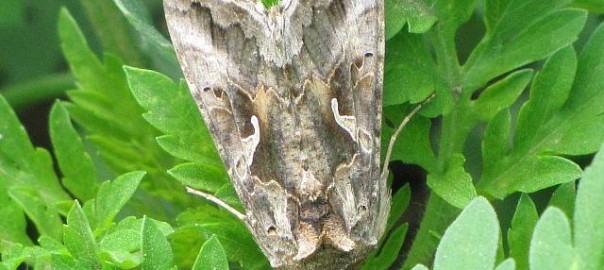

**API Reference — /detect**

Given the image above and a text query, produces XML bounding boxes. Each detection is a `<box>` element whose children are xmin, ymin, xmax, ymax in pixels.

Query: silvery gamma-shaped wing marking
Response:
<box><xmin>164</xmin><ymin>0</ymin><xmax>386</xmax><ymax>268</ymax></box>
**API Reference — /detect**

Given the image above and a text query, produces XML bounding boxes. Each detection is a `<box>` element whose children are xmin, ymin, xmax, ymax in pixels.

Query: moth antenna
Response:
<box><xmin>381</xmin><ymin>93</ymin><xmax>436</xmax><ymax>180</ymax></box>
<box><xmin>185</xmin><ymin>186</ymin><xmax>247</xmax><ymax>221</ymax></box>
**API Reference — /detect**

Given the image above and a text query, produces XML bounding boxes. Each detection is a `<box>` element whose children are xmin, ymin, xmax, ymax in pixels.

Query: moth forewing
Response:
<box><xmin>164</xmin><ymin>0</ymin><xmax>387</xmax><ymax>268</ymax></box>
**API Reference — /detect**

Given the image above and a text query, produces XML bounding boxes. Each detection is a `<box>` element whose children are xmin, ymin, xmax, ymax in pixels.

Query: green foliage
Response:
<box><xmin>412</xmin><ymin>146</ymin><xmax>604</xmax><ymax>269</ymax></box>
<box><xmin>1</xmin><ymin>0</ymin><xmax>603</xmax><ymax>269</ymax></box>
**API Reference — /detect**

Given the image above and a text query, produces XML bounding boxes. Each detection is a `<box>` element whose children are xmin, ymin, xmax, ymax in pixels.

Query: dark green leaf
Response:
<box><xmin>464</xmin><ymin>1</ymin><xmax>587</xmax><ymax>89</ymax></box>
<box><xmin>387</xmin><ymin>184</ymin><xmax>411</xmax><ymax>231</ymax></box>
<box><xmin>362</xmin><ymin>224</ymin><xmax>408</xmax><ymax>270</ymax></box>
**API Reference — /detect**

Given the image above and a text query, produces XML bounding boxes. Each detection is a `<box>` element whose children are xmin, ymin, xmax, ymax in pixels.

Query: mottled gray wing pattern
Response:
<box><xmin>164</xmin><ymin>0</ymin><xmax>385</xmax><ymax>268</ymax></box>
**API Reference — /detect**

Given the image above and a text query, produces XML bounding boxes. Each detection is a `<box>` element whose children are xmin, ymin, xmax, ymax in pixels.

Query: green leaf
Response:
<box><xmin>0</xmin><ymin>242</ymin><xmax>50</xmax><ymax>270</ymax></box>
<box><xmin>471</xmin><ymin>69</ymin><xmax>532</xmax><ymax>121</ymax></box>
<box><xmin>141</xmin><ymin>216</ymin><xmax>175</xmax><ymax>270</ymax></box>
<box><xmin>427</xmin><ymin>154</ymin><xmax>477</xmax><ymax>208</ymax></box>
<box><xmin>0</xmin><ymin>94</ymin><xmax>70</xmax><ymax>246</ymax></box>
<box><xmin>529</xmin><ymin>207</ymin><xmax>574</xmax><ymax>270</ymax></box>
<box><xmin>64</xmin><ymin>201</ymin><xmax>100</xmax><ymax>269</ymax></box>
<box><xmin>548</xmin><ymin>182</ymin><xmax>576</xmax><ymax>219</ymax></box>
<box><xmin>0</xmin><ymin>0</ymin><xmax>23</xmax><ymax>26</ymax></box>
<box><xmin>362</xmin><ymin>223</ymin><xmax>408</xmax><ymax>270</ymax></box>
<box><xmin>411</xmin><ymin>264</ymin><xmax>430</xmax><ymax>270</ymax></box>
<box><xmin>382</xmin><ymin>105</ymin><xmax>437</xmax><ymax>171</ymax></box>
<box><xmin>494</xmin><ymin>258</ymin><xmax>516</xmax><ymax>270</ymax></box>
<box><xmin>8</xmin><ymin>187</ymin><xmax>64</xmax><ymax>241</ymax></box>
<box><xmin>434</xmin><ymin>197</ymin><xmax>499</xmax><ymax>270</ymax></box>
<box><xmin>192</xmin><ymin>235</ymin><xmax>229</xmax><ymax>270</ymax></box>
<box><xmin>168</xmin><ymin>162</ymin><xmax>228</xmax><ymax>193</ymax></box>
<box><xmin>572</xmin><ymin>0</ymin><xmax>604</xmax><ymax>12</ymax></box>
<box><xmin>479</xmin><ymin>45</ymin><xmax>587</xmax><ymax>198</ymax></box>
<box><xmin>507</xmin><ymin>194</ymin><xmax>538</xmax><ymax>270</ymax></box>
<box><xmin>574</xmin><ymin>143</ymin><xmax>604</xmax><ymax>270</ymax></box>
<box><xmin>99</xmin><ymin>227</ymin><xmax>141</xmax><ymax>268</ymax></box>
<box><xmin>112</xmin><ymin>0</ymin><xmax>181</xmax><ymax>79</ymax></box>
<box><xmin>49</xmin><ymin>101</ymin><xmax>98</xmax><ymax>201</ymax></box>
<box><xmin>385</xmin><ymin>0</ymin><xmax>436</xmax><ymax>39</ymax></box>
<box><xmin>387</xmin><ymin>184</ymin><xmax>411</xmax><ymax>232</ymax></box>
<box><xmin>58</xmin><ymin>8</ymin><xmax>185</xmax><ymax>219</ymax></box>
<box><xmin>180</xmin><ymin>213</ymin><xmax>268</xmax><ymax>270</ymax></box>
<box><xmin>125</xmin><ymin>67</ymin><xmax>233</xmax><ymax>203</ymax></box>
<box><xmin>384</xmin><ymin>32</ymin><xmax>437</xmax><ymax>106</ymax></box>
<box><xmin>463</xmin><ymin>1</ymin><xmax>587</xmax><ymax>89</ymax></box>
<box><xmin>94</xmin><ymin>171</ymin><xmax>145</xmax><ymax>229</ymax></box>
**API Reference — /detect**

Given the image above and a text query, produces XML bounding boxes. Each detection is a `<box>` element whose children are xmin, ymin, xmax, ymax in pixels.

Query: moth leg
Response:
<box><xmin>322</xmin><ymin>216</ymin><xmax>355</xmax><ymax>252</ymax></box>
<box><xmin>185</xmin><ymin>186</ymin><xmax>247</xmax><ymax>221</ymax></box>
<box><xmin>294</xmin><ymin>221</ymin><xmax>320</xmax><ymax>261</ymax></box>
<box><xmin>380</xmin><ymin>93</ymin><xmax>436</xmax><ymax>180</ymax></box>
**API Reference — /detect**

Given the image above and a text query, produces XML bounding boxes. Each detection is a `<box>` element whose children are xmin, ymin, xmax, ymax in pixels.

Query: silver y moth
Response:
<box><xmin>164</xmin><ymin>0</ymin><xmax>387</xmax><ymax>268</ymax></box>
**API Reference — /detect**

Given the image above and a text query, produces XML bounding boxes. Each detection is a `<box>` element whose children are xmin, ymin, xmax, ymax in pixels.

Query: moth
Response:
<box><xmin>164</xmin><ymin>0</ymin><xmax>390</xmax><ymax>268</ymax></box>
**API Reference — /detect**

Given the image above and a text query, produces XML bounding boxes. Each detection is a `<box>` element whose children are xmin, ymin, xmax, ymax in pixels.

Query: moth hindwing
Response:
<box><xmin>164</xmin><ymin>0</ymin><xmax>387</xmax><ymax>268</ymax></box>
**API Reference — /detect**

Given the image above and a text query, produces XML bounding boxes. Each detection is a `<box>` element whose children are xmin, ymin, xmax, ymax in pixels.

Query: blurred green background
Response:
<box><xmin>0</xmin><ymin>0</ymin><xmax>165</xmax><ymax>148</ymax></box>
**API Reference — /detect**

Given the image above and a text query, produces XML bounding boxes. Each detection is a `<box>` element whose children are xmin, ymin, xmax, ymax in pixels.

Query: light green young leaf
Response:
<box><xmin>64</xmin><ymin>201</ymin><xmax>100</xmax><ymax>269</ymax></box>
<box><xmin>411</xmin><ymin>264</ymin><xmax>430</xmax><ymax>270</ymax></box>
<box><xmin>49</xmin><ymin>101</ymin><xmax>98</xmax><ymax>201</ymax></box>
<box><xmin>192</xmin><ymin>235</ymin><xmax>229</xmax><ymax>270</ymax></box>
<box><xmin>507</xmin><ymin>194</ymin><xmax>538</xmax><ymax>270</ymax></box>
<box><xmin>494</xmin><ymin>258</ymin><xmax>516</xmax><ymax>270</ymax></box>
<box><xmin>434</xmin><ymin>197</ymin><xmax>499</xmax><ymax>270</ymax></box>
<box><xmin>548</xmin><ymin>182</ymin><xmax>576</xmax><ymax>219</ymax></box>
<box><xmin>574</xmin><ymin>143</ymin><xmax>604</xmax><ymax>270</ymax></box>
<box><xmin>529</xmin><ymin>208</ymin><xmax>574</xmax><ymax>270</ymax></box>
<box><xmin>141</xmin><ymin>216</ymin><xmax>175</xmax><ymax>270</ymax></box>
<box><xmin>94</xmin><ymin>171</ymin><xmax>145</xmax><ymax>229</ymax></box>
<box><xmin>427</xmin><ymin>154</ymin><xmax>476</xmax><ymax>208</ymax></box>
